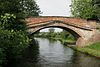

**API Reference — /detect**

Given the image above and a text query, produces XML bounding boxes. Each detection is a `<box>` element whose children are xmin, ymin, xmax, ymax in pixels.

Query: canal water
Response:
<box><xmin>6</xmin><ymin>38</ymin><xmax>100</xmax><ymax>67</ymax></box>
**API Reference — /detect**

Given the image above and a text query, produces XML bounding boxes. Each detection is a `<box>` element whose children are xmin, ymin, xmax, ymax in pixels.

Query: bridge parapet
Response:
<box><xmin>26</xmin><ymin>16</ymin><xmax>96</xmax><ymax>30</ymax></box>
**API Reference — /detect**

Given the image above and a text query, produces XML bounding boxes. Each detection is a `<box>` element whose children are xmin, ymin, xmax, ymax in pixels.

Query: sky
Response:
<box><xmin>36</xmin><ymin>0</ymin><xmax>72</xmax><ymax>32</ymax></box>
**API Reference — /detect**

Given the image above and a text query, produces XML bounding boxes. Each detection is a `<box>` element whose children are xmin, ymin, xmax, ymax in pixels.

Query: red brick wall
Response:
<box><xmin>26</xmin><ymin>16</ymin><xmax>96</xmax><ymax>30</ymax></box>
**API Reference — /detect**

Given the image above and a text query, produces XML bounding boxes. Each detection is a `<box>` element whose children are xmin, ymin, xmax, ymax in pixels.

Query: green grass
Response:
<box><xmin>51</xmin><ymin>37</ymin><xmax>75</xmax><ymax>43</ymax></box>
<box><xmin>76</xmin><ymin>47</ymin><xmax>100</xmax><ymax>58</ymax></box>
<box><xmin>69</xmin><ymin>42</ymin><xmax>100</xmax><ymax>58</ymax></box>
<box><xmin>64</xmin><ymin>39</ymin><xmax>75</xmax><ymax>43</ymax></box>
<box><xmin>86</xmin><ymin>42</ymin><xmax>100</xmax><ymax>51</ymax></box>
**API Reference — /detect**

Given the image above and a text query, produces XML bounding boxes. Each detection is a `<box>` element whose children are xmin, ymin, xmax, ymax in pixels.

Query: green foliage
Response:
<box><xmin>0</xmin><ymin>0</ymin><xmax>41</xmax><ymax>18</ymax></box>
<box><xmin>0</xmin><ymin>13</ymin><xmax>31</xmax><ymax>65</ymax></box>
<box><xmin>72</xmin><ymin>42</ymin><xmax>100</xmax><ymax>57</ymax></box>
<box><xmin>71</xmin><ymin>0</ymin><xmax>97</xmax><ymax>20</ymax></box>
<box><xmin>0</xmin><ymin>48</ymin><xmax>5</xmax><ymax>65</ymax></box>
<box><xmin>73</xmin><ymin>42</ymin><xmax>100</xmax><ymax>57</ymax></box>
<box><xmin>0</xmin><ymin>13</ymin><xmax>26</xmax><ymax>31</ymax></box>
<box><xmin>19</xmin><ymin>0</ymin><xmax>41</xmax><ymax>17</ymax></box>
<box><xmin>34</xmin><ymin>30</ymin><xmax>75</xmax><ymax>43</ymax></box>
<box><xmin>0</xmin><ymin>29</ymin><xmax>31</xmax><ymax>61</ymax></box>
<box><xmin>86</xmin><ymin>42</ymin><xmax>100</xmax><ymax>51</ymax></box>
<box><xmin>48</xmin><ymin>28</ymin><xmax>55</xmax><ymax>37</ymax></box>
<box><xmin>60</xmin><ymin>30</ymin><xmax>69</xmax><ymax>39</ymax></box>
<box><xmin>74</xmin><ymin>47</ymin><xmax>100</xmax><ymax>57</ymax></box>
<box><xmin>49</xmin><ymin>28</ymin><xmax>55</xmax><ymax>33</ymax></box>
<box><xmin>0</xmin><ymin>13</ymin><xmax>16</xmax><ymax>29</ymax></box>
<box><xmin>0</xmin><ymin>0</ymin><xmax>40</xmax><ymax>66</ymax></box>
<box><xmin>66</xmin><ymin>34</ymin><xmax>75</xmax><ymax>40</ymax></box>
<box><xmin>92</xmin><ymin>0</ymin><xmax>100</xmax><ymax>21</ymax></box>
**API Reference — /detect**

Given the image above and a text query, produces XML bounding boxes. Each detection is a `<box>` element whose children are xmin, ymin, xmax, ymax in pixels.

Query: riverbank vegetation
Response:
<box><xmin>0</xmin><ymin>13</ymin><xmax>30</xmax><ymax>67</ymax></box>
<box><xmin>0</xmin><ymin>0</ymin><xmax>41</xmax><ymax>66</ymax></box>
<box><xmin>34</xmin><ymin>28</ymin><xmax>76</xmax><ymax>44</ymax></box>
<box><xmin>70</xmin><ymin>42</ymin><xmax>100</xmax><ymax>58</ymax></box>
<box><xmin>71</xmin><ymin>0</ymin><xmax>100</xmax><ymax>21</ymax></box>
<box><xmin>0</xmin><ymin>0</ymin><xmax>100</xmax><ymax>66</ymax></box>
<box><xmin>70</xmin><ymin>0</ymin><xmax>100</xmax><ymax>58</ymax></box>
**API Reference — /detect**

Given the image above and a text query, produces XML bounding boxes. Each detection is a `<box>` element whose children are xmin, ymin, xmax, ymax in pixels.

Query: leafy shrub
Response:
<box><xmin>0</xmin><ymin>29</ymin><xmax>31</xmax><ymax>60</ymax></box>
<box><xmin>0</xmin><ymin>13</ymin><xmax>30</xmax><ymax>59</ymax></box>
<box><xmin>0</xmin><ymin>13</ymin><xmax>26</xmax><ymax>31</ymax></box>
<box><xmin>0</xmin><ymin>48</ymin><xmax>5</xmax><ymax>65</ymax></box>
<box><xmin>66</xmin><ymin>34</ymin><xmax>75</xmax><ymax>40</ymax></box>
<box><xmin>0</xmin><ymin>13</ymin><xmax>31</xmax><ymax>65</ymax></box>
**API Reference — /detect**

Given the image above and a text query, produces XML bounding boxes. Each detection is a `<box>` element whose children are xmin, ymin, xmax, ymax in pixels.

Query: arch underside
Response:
<box><xmin>33</xmin><ymin>26</ymin><xmax>80</xmax><ymax>40</ymax></box>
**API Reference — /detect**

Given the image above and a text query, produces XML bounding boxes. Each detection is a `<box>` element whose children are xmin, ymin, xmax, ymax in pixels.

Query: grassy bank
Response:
<box><xmin>69</xmin><ymin>42</ymin><xmax>100</xmax><ymax>58</ymax></box>
<box><xmin>50</xmin><ymin>37</ymin><xmax>100</xmax><ymax>58</ymax></box>
<box><xmin>34</xmin><ymin>36</ymin><xmax>75</xmax><ymax>44</ymax></box>
<box><xmin>48</xmin><ymin>37</ymin><xmax>75</xmax><ymax>44</ymax></box>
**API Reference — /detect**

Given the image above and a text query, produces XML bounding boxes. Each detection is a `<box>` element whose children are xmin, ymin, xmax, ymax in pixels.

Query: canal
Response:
<box><xmin>6</xmin><ymin>38</ymin><xmax>100</xmax><ymax>67</ymax></box>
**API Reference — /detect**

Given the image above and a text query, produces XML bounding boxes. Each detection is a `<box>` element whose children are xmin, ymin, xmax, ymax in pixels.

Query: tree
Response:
<box><xmin>71</xmin><ymin>0</ymin><xmax>97</xmax><ymax>20</ymax></box>
<box><xmin>92</xmin><ymin>0</ymin><xmax>100</xmax><ymax>21</ymax></box>
<box><xmin>0</xmin><ymin>0</ymin><xmax>41</xmax><ymax>30</ymax></box>
<box><xmin>49</xmin><ymin>28</ymin><xmax>55</xmax><ymax>33</ymax></box>
<box><xmin>0</xmin><ymin>0</ymin><xmax>41</xmax><ymax>18</ymax></box>
<box><xmin>60</xmin><ymin>30</ymin><xmax>69</xmax><ymax>39</ymax></box>
<box><xmin>19</xmin><ymin>0</ymin><xmax>41</xmax><ymax>17</ymax></box>
<box><xmin>0</xmin><ymin>13</ymin><xmax>26</xmax><ymax>31</ymax></box>
<box><xmin>93</xmin><ymin>0</ymin><xmax>100</xmax><ymax>6</ymax></box>
<box><xmin>0</xmin><ymin>13</ymin><xmax>31</xmax><ymax>66</ymax></box>
<box><xmin>48</xmin><ymin>28</ymin><xmax>55</xmax><ymax>37</ymax></box>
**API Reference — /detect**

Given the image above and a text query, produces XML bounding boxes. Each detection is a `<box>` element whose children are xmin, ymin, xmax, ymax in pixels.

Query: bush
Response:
<box><xmin>0</xmin><ymin>29</ymin><xmax>31</xmax><ymax>65</ymax></box>
<box><xmin>0</xmin><ymin>13</ymin><xmax>26</xmax><ymax>31</ymax></box>
<box><xmin>65</xmin><ymin>34</ymin><xmax>75</xmax><ymax>40</ymax></box>
<box><xmin>0</xmin><ymin>48</ymin><xmax>5</xmax><ymax>65</ymax></box>
<box><xmin>0</xmin><ymin>13</ymin><xmax>31</xmax><ymax>66</ymax></box>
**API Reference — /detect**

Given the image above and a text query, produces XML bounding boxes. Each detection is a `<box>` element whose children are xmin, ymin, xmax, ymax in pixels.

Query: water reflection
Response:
<box><xmin>71</xmin><ymin>52</ymin><xmax>100</xmax><ymax>67</ymax></box>
<box><xmin>4</xmin><ymin>39</ymin><xmax>40</xmax><ymax>67</ymax></box>
<box><xmin>5</xmin><ymin>38</ymin><xmax>100</xmax><ymax>67</ymax></box>
<box><xmin>35</xmin><ymin>38</ymin><xmax>100</xmax><ymax>67</ymax></box>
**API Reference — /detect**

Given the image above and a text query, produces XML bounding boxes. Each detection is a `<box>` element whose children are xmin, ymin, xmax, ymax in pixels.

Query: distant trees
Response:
<box><xmin>48</xmin><ymin>28</ymin><xmax>55</xmax><ymax>37</ymax></box>
<box><xmin>34</xmin><ymin>29</ymin><xmax>75</xmax><ymax>41</ymax></box>
<box><xmin>60</xmin><ymin>30</ymin><xmax>69</xmax><ymax>39</ymax></box>
<box><xmin>71</xmin><ymin>0</ymin><xmax>100</xmax><ymax>21</ymax></box>
<box><xmin>49</xmin><ymin>28</ymin><xmax>55</xmax><ymax>33</ymax></box>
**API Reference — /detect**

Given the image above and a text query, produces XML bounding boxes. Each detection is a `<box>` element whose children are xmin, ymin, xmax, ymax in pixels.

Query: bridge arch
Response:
<box><xmin>32</xmin><ymin>25</ymin><xmax>80</xmax><ymax>40</ymax></box>
<box><xmin>27</xmin><ymin>20</ymin><xmax>92</xmax><ymax>47</ymax></box>
<box><xmin>26</xmin><ymin>16</ymin><xmax>100</xmax><ymax>47</ymax></box>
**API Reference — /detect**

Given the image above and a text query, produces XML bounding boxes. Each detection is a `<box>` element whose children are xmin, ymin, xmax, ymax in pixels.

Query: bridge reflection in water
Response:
<box><xmin>6</xmin><ymin>38</ymin><xmax>100</xmax><ymax>67</ymax></box>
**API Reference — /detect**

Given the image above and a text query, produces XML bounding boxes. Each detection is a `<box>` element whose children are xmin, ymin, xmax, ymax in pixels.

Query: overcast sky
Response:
<box><xmin>36</xmin><ymin>0</ymin><xmax>72</xmax><ymax>16</ymax></box>
<box><xmin>36</xmin><ymin>0</ymin><xmax>72</xmax><ymax>32</ymax></box>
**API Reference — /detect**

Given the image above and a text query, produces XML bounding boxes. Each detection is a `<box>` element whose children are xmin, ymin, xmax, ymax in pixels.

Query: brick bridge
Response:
<box><xmin>25</xmin><ymin>16</ymin><xmax>100</xmax><ymax>47</ymax></box>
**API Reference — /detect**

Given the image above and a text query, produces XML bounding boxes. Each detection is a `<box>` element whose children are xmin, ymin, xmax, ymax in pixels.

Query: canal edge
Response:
<box><xmin>67</xmin><ymin>45</ymin><xmax>100</xmax><ymax>59</ymax></box>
